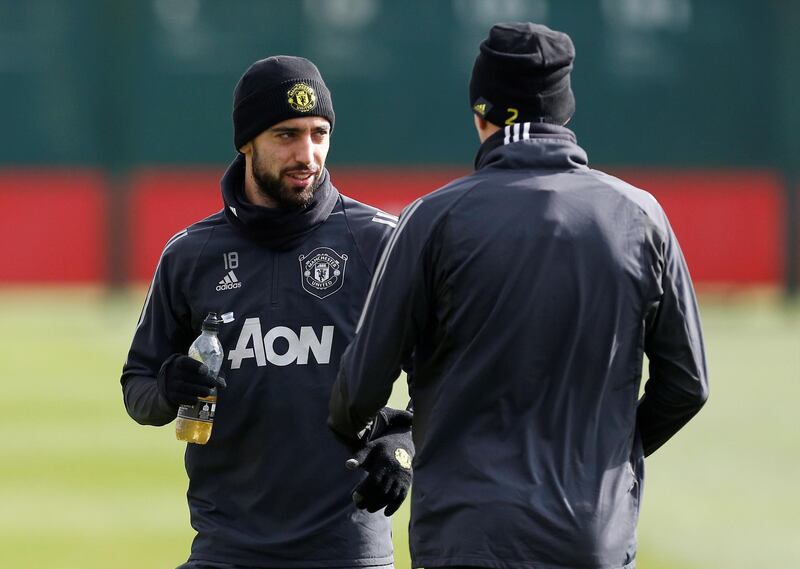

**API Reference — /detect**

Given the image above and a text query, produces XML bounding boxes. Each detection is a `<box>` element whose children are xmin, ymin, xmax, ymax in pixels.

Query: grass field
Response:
<box><xmin>1</xmin><ymin>288</ymin><xmax>798</xmax><ymax>569</ymax></box>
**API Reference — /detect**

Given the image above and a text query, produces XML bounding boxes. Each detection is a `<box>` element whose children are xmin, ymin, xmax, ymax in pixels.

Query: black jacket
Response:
<box><xmin>121</xmin><ymin>155</ymin><xmax>398</xmax><ymax>568</ymax></box>
<box><xmin>329</xmin><ymin>123</ymin><xmax>709</xmax><ymax>569</ymax></box>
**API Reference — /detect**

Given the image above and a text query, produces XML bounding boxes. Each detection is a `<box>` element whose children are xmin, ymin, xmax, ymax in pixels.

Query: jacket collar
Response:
<box><xmin>220</xmin><ymin>154</ymin><xmax>340</xmax><ymax>250</ymax></box>
<box><xmin>474</xmin><ymin>122</ymin><xmax>589</xmax><ymax>172</ymax></box>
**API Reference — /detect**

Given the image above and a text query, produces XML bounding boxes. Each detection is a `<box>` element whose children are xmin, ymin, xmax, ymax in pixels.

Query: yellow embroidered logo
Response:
<box><xmin>394</xmin><ymin>448</ymin><xmax>412</xmax><ymax>470</ymax></box>
<box><xmin>287</xmin><ymin>83</ymin><xmax>317</xmax><ymax>112</ymax></box>
<box><xmin>473</xmin><ymin>102</ymin><xmax>487</xmax><ymax>117</ymax></box>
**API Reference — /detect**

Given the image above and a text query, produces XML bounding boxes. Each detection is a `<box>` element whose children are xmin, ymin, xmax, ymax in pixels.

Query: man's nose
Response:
<box><xmin>293</xmin><ymin>135</ymin><xmax>315</xmax><ymax>166</ymax></box>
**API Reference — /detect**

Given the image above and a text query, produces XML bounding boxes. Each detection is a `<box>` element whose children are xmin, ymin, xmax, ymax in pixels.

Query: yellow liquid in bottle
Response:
<box><xmin>175</xmin><ymin>394</ymin><xmax>217</xmax><ymax>444</ymax></box>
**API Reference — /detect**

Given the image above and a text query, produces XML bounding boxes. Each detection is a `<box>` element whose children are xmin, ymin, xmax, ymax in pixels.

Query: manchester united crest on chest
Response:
<box><xmin>299</xmin><ymin>247</ymin><xmax>348</xmax><ymax>299</ymax></box>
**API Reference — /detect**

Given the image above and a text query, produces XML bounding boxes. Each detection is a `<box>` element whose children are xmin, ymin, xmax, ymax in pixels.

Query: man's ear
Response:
<box><xmin>473</xmin><ymin>113</ymin><xmax>500</xmax><ymax>143</ymax></box>
<box><xmin>239</xmin><ymin>140</ymin><xmax>253</xmax><ymax>155</ymax></box>
<box><xmin>473</xmin><ymin>113</ymin><xmax>489</xmax><ymax>133</ymax></box>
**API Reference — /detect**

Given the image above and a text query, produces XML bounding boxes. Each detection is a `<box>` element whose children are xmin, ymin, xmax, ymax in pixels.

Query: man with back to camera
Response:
<box><xmin>328</xmin><ymin>22</ymin><xmax>708</xmax><ymax>569</ymax></box>
<box><xmin>120</xmin><ymin>56</ymin><xmax>413</xmax><ymax>569</ymax></box>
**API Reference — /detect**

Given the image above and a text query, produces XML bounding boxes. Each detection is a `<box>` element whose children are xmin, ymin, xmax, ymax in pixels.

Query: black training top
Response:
<box><xmin>121</xmin><ymin>155</ymin><xmax>398</xmax><ymax>568</ymax></box>
<box><xmin>330</xmin><ymin>123</ymin><xmax>709</xmax><ymax>569</ymax></box>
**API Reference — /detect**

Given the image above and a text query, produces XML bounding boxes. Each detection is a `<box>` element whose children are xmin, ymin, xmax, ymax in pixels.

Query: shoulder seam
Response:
<box><xmin>164</xmin><ymin>228</ymin><xmax>189</xmax><ymax>249</ymax></box>
<box><xmin>340</xmin><ymin>195</ymin><xmax>399</xmax><ymax>226</ymax></box>
<box><xmin>356</xmin><ymin>197</ymin><xmax>425</xmax><ymax>332</ymax></box>
<box><xmin>136</xmin><ymin>229</ymin><xmax>190</xmax><ymax>329</ymax></box>
<box><xmin>340</xmin><ymin>195</ymin><xmax>376</xmax><ymax>276</ymax></box>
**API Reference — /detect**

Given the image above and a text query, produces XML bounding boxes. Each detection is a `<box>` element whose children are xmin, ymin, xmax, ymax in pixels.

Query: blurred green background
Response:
<box><xmin>2</xmin><ymin>0</ymin><xmax>798</xmax><ymax>169</ymax></box>
<box><xmin>2</xmin><ymin>289</ymin><xmax>798</xmax><ymax>568</ymax></box>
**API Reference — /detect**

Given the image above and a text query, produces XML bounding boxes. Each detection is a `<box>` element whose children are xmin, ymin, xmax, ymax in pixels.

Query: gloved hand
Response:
<box><xmin>156</xmin><ymin>353</ymin><xmax>225</xmax><ymax>407</ymax></box>
<box><xmin>346</xmin><ymin>408</ymin><xmax>414</xmax><ymax>516</ymax></box>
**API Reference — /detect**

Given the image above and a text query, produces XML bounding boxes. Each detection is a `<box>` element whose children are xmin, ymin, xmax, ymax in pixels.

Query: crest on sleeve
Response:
<box><xmin>299</xmin><ymin>247</ymin><xmax>348</xmax><ymax>299</ymax></box>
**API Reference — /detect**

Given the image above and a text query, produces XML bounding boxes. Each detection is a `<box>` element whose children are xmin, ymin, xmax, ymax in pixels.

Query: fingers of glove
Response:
<box><xmin>383</xmin><ymin>494</ymin><xmax>407</xmax><ymax>516</ymax></box>
<box><xmin>173</xmin><ymin>355</ymin><xmax>208</xmax><ymax>376</ymax></box>
<box><xmin>348</xmin><ymin>441</ymin><xmax>377</xmax><ymax>470</ymax></box>
<box><xmin>352</xmin><ymin>471</ymin><xmax>390</xmax><ymax>512</ymax></box>
<box><xmin>383</xmin><ymin>485</ymin><xmax>407</xmax><ymax>517</ymax></box>
<box><xmin>357</xmin><ymin>478</ymin><xmax>390</xmax><ymax>514</ymax></box>
<box><xmin>352</xmin><ymin>470</ymin><xmax>382</xmax><ymax>499</ymax></box>
<box><xmin>384</xmin><ymin>473</ymin><xmax>411</xmax><ymax>516</ymax></box>
<box><xmin>174</xmin><ymin>365</ymin><xmax>217</xmax><ymax>388</ymax></box>
<box><xmin>171</xmin><ymin>380</ymin><xmax>214</xmax><ymax>400</ymax></box>
<box><xmin>168</xmin><ymin>392</ymin><xmax>202</xmax><ymax>406</ymax></box>
<box><xmin>377</xmin><ymin>468</ymin><xmax>411</xmax><ymax>516</ymax></box>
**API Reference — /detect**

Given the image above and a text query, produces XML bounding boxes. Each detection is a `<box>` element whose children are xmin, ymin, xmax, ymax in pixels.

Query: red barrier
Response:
<box><xmin>129</xmin><ymin>169</ymin><xmax>224</xmax><ymax>281</ymax></box>
<box><xmin>0</xmin><ymin>167</ymin><xmax>787</xmax><ymax>286</ymax></box>
<box><xmin>0</xmin><ymin>170</ymin><xmax>106</xmax><ymax>282</ymax></box>
<box><xmin>130</xmin><ymin>167</ymin><xmax>784</xmax><ymax>285</ymax></box>
<box><xmin>613</xmin><ymin>170</ymin><xmax>784</xmax><ymax>284</ymax></box>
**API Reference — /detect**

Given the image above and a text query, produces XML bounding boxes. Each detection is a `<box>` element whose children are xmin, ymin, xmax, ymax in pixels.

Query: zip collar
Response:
<box><xmin>474</xmin><ymin>122</ymin><xmax>589</xmax><ymax>172</ymax></box>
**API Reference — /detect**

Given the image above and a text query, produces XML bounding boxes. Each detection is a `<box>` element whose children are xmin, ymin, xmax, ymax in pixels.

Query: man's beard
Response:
<box><xmin>251</xmin><ymin>149</ymin><xmax>323</xmax><ymax>209</ymax></box>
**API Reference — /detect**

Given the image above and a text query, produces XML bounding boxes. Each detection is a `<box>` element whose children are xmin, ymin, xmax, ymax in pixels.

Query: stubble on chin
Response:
<box><xmin>252</xmin><ymin>165</ymin><xmax>322</xmax><ymax>209</ymax></box>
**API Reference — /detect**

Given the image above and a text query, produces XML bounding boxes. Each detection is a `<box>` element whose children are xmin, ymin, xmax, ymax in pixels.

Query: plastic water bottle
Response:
<box><xmin>175</xmin><ymin>312</ymin><xmax>225</xmax><ymax>444</ymax></box>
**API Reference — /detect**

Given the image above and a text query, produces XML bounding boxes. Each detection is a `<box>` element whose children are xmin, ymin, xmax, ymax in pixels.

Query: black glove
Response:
<box><xmin>346</xmin><ymin>408</ymin><xmax>414</xmax><ymax>516</ymax></box>
<box><xmin>156</xmin><ymin>354</ymin><xmax>225</xmax><ymax>407</ymax></box>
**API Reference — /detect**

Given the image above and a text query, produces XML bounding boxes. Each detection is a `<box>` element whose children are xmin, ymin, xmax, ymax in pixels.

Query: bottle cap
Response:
<box><xmin>201</xmin><ymin>312</ymin><xmax>224</xmax><ymax>332</ymax></box>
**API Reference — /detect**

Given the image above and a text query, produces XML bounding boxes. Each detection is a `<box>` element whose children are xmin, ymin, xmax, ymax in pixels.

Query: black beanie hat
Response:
<box><xmin>470</xmin><ymin>22</ymin><xmax>575</xmax><ymax>126</ymax></box>
<box><xmin>232</xmin><ymin>55</ymin><xmax>335</xmax><ymax>151</ymax></box>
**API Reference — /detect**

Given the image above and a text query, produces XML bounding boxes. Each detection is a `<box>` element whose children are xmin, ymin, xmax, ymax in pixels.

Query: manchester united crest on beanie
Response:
<box><xmin>232</xmin><ymin>55</ymin><xmax>335</xmax><ymax>151</ymax></box>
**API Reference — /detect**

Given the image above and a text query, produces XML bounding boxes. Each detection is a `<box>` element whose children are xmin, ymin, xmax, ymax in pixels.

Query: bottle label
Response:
<box><xmin>177</xmin><ymin>398</ymin><xmax>216</xmax><ymax>423</ymax></box>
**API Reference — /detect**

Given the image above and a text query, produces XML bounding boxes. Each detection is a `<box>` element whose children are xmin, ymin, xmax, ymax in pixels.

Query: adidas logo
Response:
<box><xmin>216</xmin><ymin>270</ymin><xmax>242</xmax><ymax>291</ymax></box>
<box><xmin>473</xmin><ymin>102</ymin><xmax>487</xmax><ymax>117</ymax></box>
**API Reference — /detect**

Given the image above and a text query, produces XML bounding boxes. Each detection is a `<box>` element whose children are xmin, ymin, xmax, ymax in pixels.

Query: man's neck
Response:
<box><xmin>477</xmin><ymin>122</ymin><xmax>502</xmax><ymax>143</ymax></box>
<box><xmin>242</xmin><ymin>155</ymin><xmax>279</xmax><ymax>208</ymax></box>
